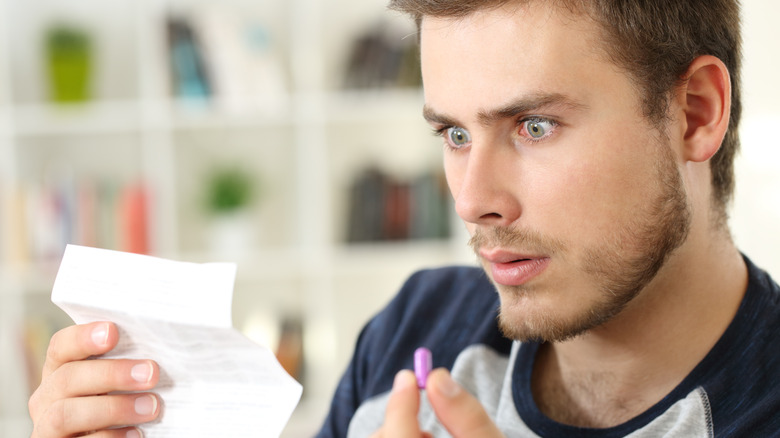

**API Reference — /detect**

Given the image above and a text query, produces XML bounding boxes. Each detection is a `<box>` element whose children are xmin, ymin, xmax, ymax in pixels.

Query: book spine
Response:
<box><xmin>346</xmin><ymin>168</ymin><xmax>450</xmax><ymax>243</ymax></box>
<box><xmin>1</xmin><ymin>179</ymin><xmax>151</xmax><ymax>263</ymax></box>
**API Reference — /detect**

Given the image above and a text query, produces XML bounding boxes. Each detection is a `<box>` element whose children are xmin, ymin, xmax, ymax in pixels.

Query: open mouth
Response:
<box><xmin>488</xmin><ymin>257</ymin><xmax>550</xmax><ymax>286</ymax></box>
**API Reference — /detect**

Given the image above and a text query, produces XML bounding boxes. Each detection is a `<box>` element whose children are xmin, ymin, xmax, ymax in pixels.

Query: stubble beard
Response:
<box><xmin>470</xmin><ymin>141</ymin><xmax>692</xmax><ymax>343</ymax></box>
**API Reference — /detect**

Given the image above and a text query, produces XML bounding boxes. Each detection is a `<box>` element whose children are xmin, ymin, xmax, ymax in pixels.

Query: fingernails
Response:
<box><xmin>127</xmin><ymin>428</ymin><xmax>142</xmax><ymax>438</ymax></box>
<box><xmin>91</xmin><ymin>323</ymin><xmax>109</xmax><ymax>347</ymax></box>
<box><xmin>134</xmin><ymin>394</ymin><xmax>158</xmax><ymax>416</ymax></box>
<box><xmin>392</xmin><ymin>370</ymin><xmax>415</xmax><ymax>393</ymax></box>
<box><xmin>436</xmin><ymin>371</ymin><xmax>461</xmax><ymax>399</ymax></box>
<box><xmin>131</xmin><ymin>361</ymin><xmax>154</xmax><ymax>384</ymax></box>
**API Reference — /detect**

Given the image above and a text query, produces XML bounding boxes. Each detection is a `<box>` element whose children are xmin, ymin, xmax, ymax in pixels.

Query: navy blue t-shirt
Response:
<box><xmin>316</xmin><ymin>256</ymin><xmax>779</xmax><ymax>437</ymax></box>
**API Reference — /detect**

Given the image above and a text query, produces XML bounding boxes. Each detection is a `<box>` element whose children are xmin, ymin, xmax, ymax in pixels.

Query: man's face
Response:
<box><xmin>421</xmin><ymin>5</ymin><xmax>691</xmax><ymax>342</ymax></box>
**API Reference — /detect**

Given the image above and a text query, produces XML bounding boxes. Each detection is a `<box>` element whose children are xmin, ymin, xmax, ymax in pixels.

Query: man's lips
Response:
<box><xmin>479</xmin><ymin>249</ymin><xmax>543</xmax><ymax>264</ymax></box>
<box><xmin>479</xmin><ymin>249</ymin><xmax>551</xmax><ymax>286</ymax></box>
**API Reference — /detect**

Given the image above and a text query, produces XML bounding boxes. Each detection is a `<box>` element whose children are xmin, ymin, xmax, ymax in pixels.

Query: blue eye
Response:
<box><xmin>446</xmin><ymin>127</ymin><xmax>471</xmax><ymax>149</ymax></box>
<box><xmin>521</xmin><ymin>118</ymin><xmax>555</xmax><ymax>140</ymax></box>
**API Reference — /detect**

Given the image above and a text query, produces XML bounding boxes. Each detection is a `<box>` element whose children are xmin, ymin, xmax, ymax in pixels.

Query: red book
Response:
<box><xmin>383</xmin><ymin>180</ymin><xmax>411</xmax><ymax>240</ymax></box>
<box><xmin>118</xmin><ymin>183</ymin><xmax>150</xmax><ymax>255</ymax></box>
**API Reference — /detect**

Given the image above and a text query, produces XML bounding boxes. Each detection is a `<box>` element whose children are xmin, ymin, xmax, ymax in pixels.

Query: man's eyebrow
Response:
<box><xmin>423</xmin><ymin>105</ymin><xmax>461</xmax><ymax>128</ymax></box>
<box><xmin>478</xmin><ymin>93</ymin><xmax>588</xmax><ymax>125</ymax></box>
<box><xmin>423</xmin><ymin>93</ymin><xmax>588</xmax><ymax>128</ymax></box>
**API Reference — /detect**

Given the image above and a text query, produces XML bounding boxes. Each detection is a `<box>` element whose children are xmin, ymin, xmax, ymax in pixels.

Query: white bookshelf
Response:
<box><xmin>0</xmin><ymin>0</ymin><xmax>472</xmax><ymax>435</ymax></box>
<box><xmin>3</xmin><ymin>0</ymin><xmax>778</xmax><ymax>436</ymax></box>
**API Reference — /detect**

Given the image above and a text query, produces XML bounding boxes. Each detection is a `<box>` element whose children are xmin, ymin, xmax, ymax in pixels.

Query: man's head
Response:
<box><xmin>390</xmin><ymin>0</ymin><xmax>742</xmax><ymax>225</ymax></box>
<box><xmin>391</xmin><ymin>0</ymin><xmax>738</xmax><ymax>342</ymax></box>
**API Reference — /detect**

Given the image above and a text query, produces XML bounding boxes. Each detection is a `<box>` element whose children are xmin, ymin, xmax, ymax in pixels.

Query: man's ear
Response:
<box><xmin>678</xmin><ymin>55</ymin><xmax>731</xmax><ymax>163</ymax></box>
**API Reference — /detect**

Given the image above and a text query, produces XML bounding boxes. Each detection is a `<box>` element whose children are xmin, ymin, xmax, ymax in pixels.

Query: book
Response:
<box><xmin>190</xmin><ymin>7</ymin><xmax>288</xmax><ymax>114</ymax></box>
<box><xmin>1</xmin><ymin>179</ymin><xmax>151</xmax><ymax>263</ymax></box>
<box><xmin>118</xmin><ymin>183</ymin><xmax>150</xmax><ymax>255</ymax></box>
<box><xmin>345</xmin><ymin>167</ymin><xmax>450</xmax><ymax>243</ymax></box>
<box><xmin>167</xmin><ymin>17</ymin><xmax>212</xmax><ymax>102</ymax></box>
<box><xmin>342</xmin><ymin>22</ymin><xmax>422</xmax><ymax>89</ymax></box>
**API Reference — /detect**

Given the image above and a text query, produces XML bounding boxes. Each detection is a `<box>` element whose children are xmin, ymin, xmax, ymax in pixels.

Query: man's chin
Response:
<box><xmin>498</xmin><ymin>309</ymin><xmax>572</xmax><ymax>343</ymax></box>
<box><xmin>495</xmin><ymin>292</ymin><xmax>617</xmax><ymax>343</ymax></box>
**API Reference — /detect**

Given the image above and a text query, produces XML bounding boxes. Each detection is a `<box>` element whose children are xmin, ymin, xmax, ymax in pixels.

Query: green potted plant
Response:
<box><xmin>45</xmin><ymin>24</ymin><xmax>92</xmax><ymax>103</ymax></box>
<box><xmin>204</xmin><ymin>166</ymin><xmax>258</xmax><ymax>257</ymax></box>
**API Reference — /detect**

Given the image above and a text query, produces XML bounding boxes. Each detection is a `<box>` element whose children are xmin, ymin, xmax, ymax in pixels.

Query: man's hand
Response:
<box><xmin>371</xmin><ymin>368</ymin><xmax>505</xmax><ymax>437</ymax></box>
<box><xmin>28</xmin><ymin>321</ymin><xmax>160</xmax><ymax>438</ymax></box>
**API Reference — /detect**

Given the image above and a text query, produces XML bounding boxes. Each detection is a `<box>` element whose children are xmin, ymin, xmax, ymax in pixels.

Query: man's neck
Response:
<box><xmin>531</xmin><ymin>230</ymin><xmax>748</xmax><ymax>428</ymax></box>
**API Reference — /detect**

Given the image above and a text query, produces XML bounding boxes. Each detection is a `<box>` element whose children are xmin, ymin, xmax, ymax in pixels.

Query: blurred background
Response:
<box><xmin>0</xmin><ymin>0</ymin><xmax>777</xmax><ymax>436</ymax></box>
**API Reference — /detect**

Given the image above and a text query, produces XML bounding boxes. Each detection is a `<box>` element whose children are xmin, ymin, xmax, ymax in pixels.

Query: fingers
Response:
<box><xmin>32</xmin><ymin>393</ymin><xmax>160</xmax><ymax>438</ymax></box>
<box><xmin>43</xmin><ymin>322</ymin><xmax>119</xmax><ymax>379</ymax></box>
<box><xmin>81</xmin><ymin>428</ymin><xmax>143</xmax><ymax>438</ymax></box>
<box><xmin>426</xmin><ymin>368</ymin><xmax>505</xmax><ymax>437</ymax></box>
<box><xmin>383</xmin><ymin>370</ymin><xmax>423</xmax><ymax>436</ymax></box>
<box><xmin>370</xmin><ymin>370</ymin><xmax>424</xmax><ymax>438</ymax></box>
<box><xmin>31</xmin><ymin>359</ymin><xmax>159</xmax><ymax>413</ymax></box>
<box><xmin>30</xmin><ymin>321</ymin><xmax>161</xmax><ymax>438</ymax></box>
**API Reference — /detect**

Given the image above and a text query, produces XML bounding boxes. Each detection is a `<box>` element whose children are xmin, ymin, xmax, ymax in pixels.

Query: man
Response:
<box><xmin>28</xmin><ymin>1</ymin><xmax>779</xmax><ymax>438</ymax></box>
<box><xmin>314</xmin><ymin>0</ymin><xmax>779</xmax><ymax>436</ymax></box>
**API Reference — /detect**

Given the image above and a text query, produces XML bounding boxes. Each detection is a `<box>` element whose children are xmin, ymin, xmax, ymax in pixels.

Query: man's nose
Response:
<box><xmin>453</xmin><ymin>144</ymin><xmax>522</xmax><ymax>228</ymax></box>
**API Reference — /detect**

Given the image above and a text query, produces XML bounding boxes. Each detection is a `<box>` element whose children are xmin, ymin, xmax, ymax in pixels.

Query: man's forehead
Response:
<box><xmin>420</xmin><ymin>4</ymin><xmax>608</xmax><ymax>123</ymax></box>
<box><xmin>418</xmin><ymin>1</ymin><xmax>606</xmax><ymax>66</ymax></box>
<box><xmin>418</xmin><ymin>1</ymin><xmax>593</xmax><ymax>34</ymax></box>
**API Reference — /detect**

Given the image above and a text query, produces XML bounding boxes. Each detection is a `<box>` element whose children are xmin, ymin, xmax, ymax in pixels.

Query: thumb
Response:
<box><xmin>425</xmin><ymin>368</ymin><xmax>505</xmax><ymax>437</ymax></box>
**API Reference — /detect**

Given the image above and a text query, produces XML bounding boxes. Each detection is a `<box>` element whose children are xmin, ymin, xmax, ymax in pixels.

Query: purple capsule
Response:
<box><xmin>414</xmin><ymin>347</ymin><xmax>432</xmax><ymax>389</ymax></box>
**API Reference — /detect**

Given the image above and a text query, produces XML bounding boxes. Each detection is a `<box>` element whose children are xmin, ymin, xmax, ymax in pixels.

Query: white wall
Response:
<box><xmin>731</xmin><ymin>1</ymin><xmax>780</xmax><ymax>278</ymax></box>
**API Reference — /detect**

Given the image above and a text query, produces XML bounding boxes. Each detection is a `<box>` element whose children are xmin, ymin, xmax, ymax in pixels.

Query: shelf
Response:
<box><xmin>170</xmin><ymin>101</ymin><xmax>294</xmax><ymax>130</ymax></box>
<box><xmin>117</xmin><ymin>239</ymin><xmax>473</xmax><ymax>279</ymax></box>
<box><xmin>0</xmin><ymin>0</ymin><xmax>453</xmax><ymax>433</ymax></box>
<box><xmin>321</xmin><ymin>87</ymin><xmax>424</xmax><ymax>123</ymax></box>
<box><xmin>0</xmin><ymin>239</ymin><xmax>474</xmax><ymax>298</ymax></box>
<box><xmin>12</xmin><ymin>101</ymin><xmax>143</xmax><ymax>137</ymax></box>
<box><xmin>3</xmin><ymin>89</ymin><xmax>427</xmax><ymax>137</ymax></box>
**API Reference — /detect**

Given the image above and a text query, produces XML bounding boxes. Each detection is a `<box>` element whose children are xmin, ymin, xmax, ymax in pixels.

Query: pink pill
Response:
<box><xmin>414</xmin><ymin>347</ymin><xmax>432</xmax><ymax>389</ymax></box>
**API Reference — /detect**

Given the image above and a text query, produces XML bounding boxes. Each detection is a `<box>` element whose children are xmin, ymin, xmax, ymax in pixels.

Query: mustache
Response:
<box><xmin>468</xmin><ymin>226</ymin><xmax>566</xmax><ymax>256</ymax></box>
